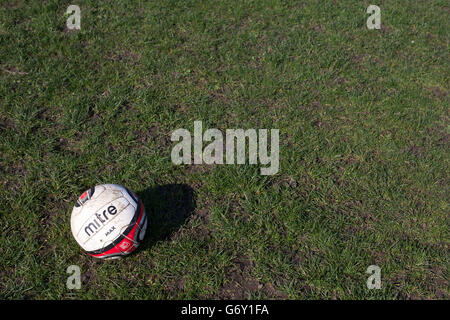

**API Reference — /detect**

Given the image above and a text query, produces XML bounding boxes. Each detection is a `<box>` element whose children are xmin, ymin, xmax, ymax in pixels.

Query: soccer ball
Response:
<box><xmin>71</xmin><ymin>184</ymin><xmax>147</xmax><ymax>260</ymax></box>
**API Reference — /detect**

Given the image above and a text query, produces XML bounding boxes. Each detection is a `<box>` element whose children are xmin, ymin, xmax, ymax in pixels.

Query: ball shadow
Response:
<box><xmin>135</xmin><ymin>183</ymin><xmax>196</xmax><ymax>251</ymax></box>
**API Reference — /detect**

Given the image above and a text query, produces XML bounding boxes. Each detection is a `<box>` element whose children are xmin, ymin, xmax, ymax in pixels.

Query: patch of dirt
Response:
<box><xmin>309</xmin><ymin>23</ymin><xmax>325</xmax><ymax>33</ymax></box>
<box><xmin>164</xmin><ymin>278</ymin><xmax>186</xmax><ymax>295</ymax></box>
<box><xmin>269</xmin><ymin>174</ymin><xmax>298</xmax><ymax>192</ymax></box>
<box><xmin>405</xmin><ymin>144</ymin><xmax>426</xmax><ymax>158</ymax></box>
<box><xmin>312</xmin><ymin>119</ymin><xmax>331</xmax><ymax>129</ymax></box>
<box><xmin>76</xmin><ymin>257</ymin><xmax>103</xmax><ymax>290</ymax></box>
<box><xmin>351</xmin><ymin>54</ymin><xmax>364</xmax><ymax>65</ymax></box>
<box><xmin>109</xmin><ymin>50</ymin><xmax>142</xmax><ymax>65</ymax></box>
<box><xmin>339</xmin><ymin>155</ymin><xmax>361</xmax><ymax>166</ymax></box>
<box><xmin>310</xmin><ymin>101</ymin><xmax>323</xmax><ymax>110</ymax></box>
<box><xmin>2</xmin><ymin>161</ymin><xmax>27</xmax><ymax>194</ymax></box>
<box><xmin>186</xmin><ymin>164</ymin><xmax>215</xmax><ymax>175</ymax></box>
<box><xmin>209</xmin><ymin>87</ymin><xmax>232</xmax><ymax>106</ymax></box>
<box><xmin>2</xmin><ymin>65</ymin><xmax>28</xmax><ymax>76</ymax></box>
<box><xmin>1</xmin><ymin>1</ymin><xmax>20</xmax><ymax>9</ymax></box>
<box><xmin>218</xmin><ymin>256</ymin><xmax>288</xmax><ymax>299</ymax></box>
<box><xmin>427</xmin><ymin>86</ymin><xmax>448</xmax><ymax>100</ymax></box>
<box><xmin>168</xmin><ymin>198</ymin><xmax>214</xmax><ymax>242</ymax></box>
<box><xmin>334</xmin><ymin>76</ymin><xmax>347</xmax><ymax>85</ymax></box>
<box><xmin>350</xmin><ymin>53</ymin><xmax>382</xmax><ymax>71</ymax></box>
<box><xmin>52</xmin><ymin>137</ymin><xmax>81</xmax><ymax>157</ymax></box>
<box><xmin>370</xmin><ymin>250</ymin><xmax>388</xmax><ymax>265</ymax></box>
<box><xmin>390</xmin><ymin>265</ymin><xmax>449</xmax><ymax>300</ymax></box>
<box><xmin>81</xmin><ymin>270</ymin><xmax>97</xmax><ymax>286</ymax></box>
<box><xmin>262</xmin><ymin>283</ymin><xmax>289</xmax><ymax>299</ymax></box>
<box><xmin>134</xmin><ymin>122</ymin><xmax>171</xmax><ymax>152</ymax></box>
<box><xmin>218</xmin><ymin>256</ymin><xmax>261</xmax><ymax>299</ymax></box>
<box><xmin>380</xmin><ymin>24</ymin><xmax>393</xmax><ymax>34</ymax></box>
<box><xmin>0</xmin><ymin>115</ymin><xmax>16</xmax><ymax>133</ymax></box>
<box><xmin>170</xmin><ymin>217</ymin><xmax>212</xmax><ymax>242</ymax></box>
<box><xmin>426</xmin><ymin>117</ymin><xmax>450</xmax><ymax>148</ymax></box>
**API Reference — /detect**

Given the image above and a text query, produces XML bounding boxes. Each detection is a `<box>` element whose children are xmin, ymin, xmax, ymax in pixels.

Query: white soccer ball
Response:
<box><xmin>71</xmin><ymin>184</ymin><xmax>147</xmax><ymax>260</ymax></box>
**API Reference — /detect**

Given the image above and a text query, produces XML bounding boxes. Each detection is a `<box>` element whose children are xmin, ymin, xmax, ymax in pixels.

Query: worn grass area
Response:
<box><xmin>0</xmin><ymin>0</ymin><xmax>448</xmax><ymax>299</ymax></box>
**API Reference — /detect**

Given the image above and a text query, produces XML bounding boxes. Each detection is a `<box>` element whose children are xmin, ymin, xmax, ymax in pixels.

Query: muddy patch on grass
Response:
<box><xmin>1</xmin><ymin>161</ymin><xmax>27</xmax><ymax>195</ymax></box>
<box><xmin>170</xmin><ymin>216</ymin><xmax>213</xmax><ymax>243</ymax></box>
<box><xmin>109</xmin><ymin>50</ymin><xmax>142</xmax><ymax>65</ymax></box>
<box><xmin>0</xmin><ymin>115</ymin><xmax>17</xmax><ymax>133</ymax></box>
<box><xmin>2</xmin><ymin>64</ymin><xmax>28</xmax><ymax>76</ymax></box>
<box><xmin>75</xmin><ymin>256</ymin><xmax>103</xmax><ymax>290</ymax></box>
<box><xmin>185</xmin><ymin>164</ymin><xmax>217</xmax><ymax>177</ymax></box>
<box><xmin>427</xmin><ymin>86</ymin><xmax>448</xmax><ymax>100</ymax></box>
<box><xmin>51</xmin><ymin>136</ymin><xmax>82</xmax><ymax>157</ymax></box>
<box><xmin>388</xmin><ymin>265</ymin><xmax>449</xmax><ymax>300</ymax></box>
<box><xmin>209</xmin><ymin>86</ymin><xmax>232</xmax><ymax>107</ymax></box>
<box><xmin>426</xmin><ymin>117</ymin><xmax>450</xmax><ymax>149</ymax></box>
<box><xmin>218</xmin><ymin>256</ymin><xmax>261</xmax><ymax>299</ymax></box>
<box><xmin>406</xmin><ymin>144</ymin><xmax>426</xmax><ymax>158</ymax></box>
<box><xmin>312</xmin><ymin>119</ymin><xmax>332</xmax><ymax>129</ymax></box>
<box><xmin>163</xmin><ymin>278</ymin><xmax>186</xmax><ymax>296</ymax></box>
<box><xmin>168</xmin><ymin>198</ymin><xmax>215</xmax><ymax>242</ymax></box>
<box><xmin>134</xmin><ymin>122</ymin><xmax>171</xmax><ymax>152</ymax></box>
<box><xmin>218</xmin><ymin>256</ymin><xmax>288</xmax><ymax>299</ymax></box>
<box><xmin>267</xmin><ymin>174</ymin><xmax>297</xmax><ymax>191</ymax></box>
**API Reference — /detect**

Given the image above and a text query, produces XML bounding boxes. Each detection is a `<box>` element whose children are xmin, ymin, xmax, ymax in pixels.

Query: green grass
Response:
<box><xmin>0</xmin><ymin>0</ymin><xmax>448</xmax><ymax>299</ymax></box>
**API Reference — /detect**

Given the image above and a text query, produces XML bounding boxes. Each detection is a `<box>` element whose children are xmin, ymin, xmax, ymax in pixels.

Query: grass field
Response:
<box><xmin>0</xmin><ymin>0</ymin><xmax>448</xmax><ymax>299</ymax></box>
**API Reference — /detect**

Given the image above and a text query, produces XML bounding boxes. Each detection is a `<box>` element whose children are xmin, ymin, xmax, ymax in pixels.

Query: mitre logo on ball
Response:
<box><xmin>70</xmin><ymin>184</ymin><xmax>148</xmax><ymax>260</ymax></box>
